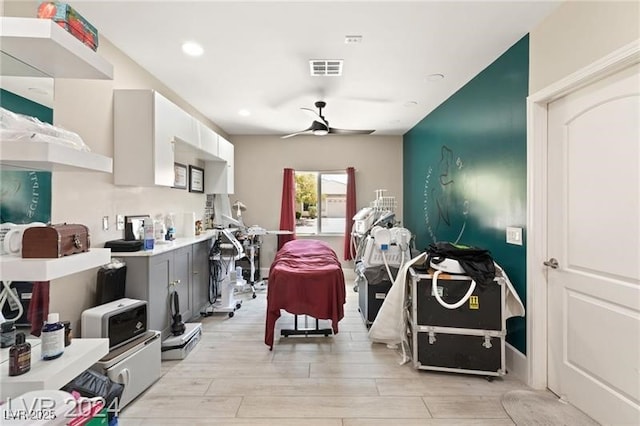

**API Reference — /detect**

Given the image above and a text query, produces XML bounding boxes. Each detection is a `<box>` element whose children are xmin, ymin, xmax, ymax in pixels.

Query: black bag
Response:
<box><xmin>426</xmin><ymin>242</ymin><xmax>496</xmax><ymax>290</ymax></box>
<box><xmin>62</xmin><ymin>369</ymin><xmax>124</xmax><ymax>420</ymax></box>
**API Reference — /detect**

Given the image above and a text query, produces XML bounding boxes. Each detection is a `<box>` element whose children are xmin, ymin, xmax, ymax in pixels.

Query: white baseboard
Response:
<box><xmin>260</xmin><ymin>268</ymin><xmax>269</xmax><ymax>280</ymax></box>
<box><xmin>506</xmin><ymin>342</ymin><xmax>528</xmax><ymax>384</ymax></box>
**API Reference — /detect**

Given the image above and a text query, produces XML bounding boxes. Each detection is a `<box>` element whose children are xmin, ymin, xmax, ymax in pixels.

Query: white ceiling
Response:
<box><xmin>71</xmin><ymin>0</ymin><xmax>561</xmax><ymax>137</ymax></box>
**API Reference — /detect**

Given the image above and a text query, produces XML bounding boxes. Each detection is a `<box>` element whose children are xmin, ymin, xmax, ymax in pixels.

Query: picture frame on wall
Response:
<box><xmin>173</xmin><ymin>163</ymin><xmax>187</xmax><ymax>189</ymax></box>
<box><xmin>189</xmin><ymin>165</ymin><xmax>205</xmax><ymax>193</ymax></box>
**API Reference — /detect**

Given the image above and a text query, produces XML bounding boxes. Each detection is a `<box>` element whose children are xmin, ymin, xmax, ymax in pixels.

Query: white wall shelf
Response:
<box><xmin>0</xmin><ymin>248</ymin><xmax>111</xmax><ymax>281</ymax></box>
<box><xmin>0</xmin><ymin>140</ymin><xmax>113</xmax><ymax>173</ymax></box>
<box><xmin>0</xmin><ymin>17</ymin><xmax>113</xmax><ymax>80</ymax></box>
<box><xmin>0</xmin><ymin>337</ymin><xmax>109</xmax><ymax>400</ymax></box>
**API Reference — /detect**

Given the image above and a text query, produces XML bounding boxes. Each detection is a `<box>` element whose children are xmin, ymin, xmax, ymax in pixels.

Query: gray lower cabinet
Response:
<box><xmin>124</xmin><ymin>245</ymin><xmax>194</xmax><ymax>338</ymax></box>
<box><xmin>191</xmin><ymin>240</ymin><xmax>211</xmax><ymax>316</ymax></box>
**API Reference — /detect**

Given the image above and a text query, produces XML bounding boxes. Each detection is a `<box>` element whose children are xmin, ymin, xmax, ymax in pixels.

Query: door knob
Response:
<box><xmin>544</xmin><ymin>258</ymin><xmax>559</xmax><ymax>269</ymax></box>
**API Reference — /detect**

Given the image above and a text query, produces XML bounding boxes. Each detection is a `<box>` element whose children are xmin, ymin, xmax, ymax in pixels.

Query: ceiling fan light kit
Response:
<box><xmin>282</xmin><ymin>101</ymin><xmax>375</xmax><ymax>139</ymax></box>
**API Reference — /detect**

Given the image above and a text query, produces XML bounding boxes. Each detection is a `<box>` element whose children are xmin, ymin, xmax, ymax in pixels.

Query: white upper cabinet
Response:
<box><xmin>114</xmin><ymin>90</ymin><xmax>177</xmax><ymax>186</ymax></box>
<box><xmin>113</xmin><ymin>90</ymin><xmax>225</xmax><ymax>187</ymax></box>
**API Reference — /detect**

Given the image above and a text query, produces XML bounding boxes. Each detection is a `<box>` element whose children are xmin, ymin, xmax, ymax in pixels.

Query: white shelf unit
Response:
<box><xmin>0</xmin><ymin>17</ymin><xmax>115</xmax><ymax>173</ymax></box>
<box><xmin>0</xmin><ymin>140</ymin><xmax>113</xmax><ymax>173</ymax></box>
<box><xmin>0</xmin><ymin>17</ymin><xmax>113</xmax><ymax>80</ymax></box>
<box><xmin>0</xmin><ymin>337</ymin><xmax>109</xmax><ymax>400</ymax></box>
<box><xmin>0</xmin><ymin>249</ymin><xmax>111</xmax><ymax>281</ymax></box>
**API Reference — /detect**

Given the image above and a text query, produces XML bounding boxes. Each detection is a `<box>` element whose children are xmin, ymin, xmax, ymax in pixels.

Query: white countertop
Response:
<box><xmin>112</xmin><ymin>230</ymin><xmax>218</xmax><ymax>257</ymax></box>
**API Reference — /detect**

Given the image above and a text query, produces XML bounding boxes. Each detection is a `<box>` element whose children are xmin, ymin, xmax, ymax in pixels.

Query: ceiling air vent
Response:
<box><xmin>309</xmin><ymin>60</ymin><xmax>343</xmax><ymax>76</ymax></box>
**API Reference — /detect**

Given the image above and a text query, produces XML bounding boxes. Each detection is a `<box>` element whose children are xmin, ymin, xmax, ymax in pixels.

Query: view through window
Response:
<box><xmin>295</xmin><ymin>171</ymin><xmax>347</xmax><ymax>235</ymax></box>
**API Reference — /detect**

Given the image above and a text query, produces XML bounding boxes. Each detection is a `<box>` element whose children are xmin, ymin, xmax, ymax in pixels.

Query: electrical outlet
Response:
<box><xmin>102</xmin><ymin>216</ymin><xmax>109</xmax><ymax>231</ymax></box>
<box><xmin>506</xmin><ymin>227</ymin><xmax>523</xmax><ymax>245</ymax></box>
<box><xmin>116</xmin><ymin>215</ymin><xmax>125</xmax><ymax>231</ymax></box>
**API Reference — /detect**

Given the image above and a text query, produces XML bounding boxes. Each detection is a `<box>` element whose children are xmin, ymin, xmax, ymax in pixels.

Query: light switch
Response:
<box><xmin>102</xmin><ymin>216</ymin><xmax>109</xmax><ymax>231</ymax></box>
<box><xmin>506</xmin><ymin>227</ymin><xmax>523</xmax><ymax>245</ymax></box>
<box><xmin>116</xmin><ymin>215</ymin><xmax>125</xmax><ymax>231</ymax></box>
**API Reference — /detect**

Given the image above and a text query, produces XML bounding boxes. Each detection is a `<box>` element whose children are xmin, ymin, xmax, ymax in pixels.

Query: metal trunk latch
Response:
<box><xmin>428</xmin><ymin>330</ymin><xmax>436</xmax><ymax>344</ymax></box>
<box><xmin>73</xmin><ymin>234</ymin><xmax>82</xmax><ymax>249</ymax></box>
<box><xmin>482</xmin><ymin>335</ymin><xmax>493</xmax><ymax>349</ymax></box>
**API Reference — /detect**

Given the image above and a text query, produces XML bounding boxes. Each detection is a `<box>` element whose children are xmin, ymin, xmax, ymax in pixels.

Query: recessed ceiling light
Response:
<box><xmin>182</xmin><ymin>41</ymin><xmax>203</xmax><ymax>57</ymax></box>
<box><xmin>426</xmin><ymin>73</ymin><xmax>445</xmax><ymax>82</ymax></box>
<box><xmin>238</xmin><ymin>109</ymin><xmax>251</xmax><ymax>117</ymax></box>
<box><xmin>404</xmin><ymin>101</ymin><xmax>418</xmax><ymax>107</ymax></box>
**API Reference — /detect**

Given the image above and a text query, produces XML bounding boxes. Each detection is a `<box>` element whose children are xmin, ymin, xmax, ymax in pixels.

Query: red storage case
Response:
<box><xmin>37</xmin><ymin>1</ymin><xmax>99</xmax><ymax>51</ymax></box>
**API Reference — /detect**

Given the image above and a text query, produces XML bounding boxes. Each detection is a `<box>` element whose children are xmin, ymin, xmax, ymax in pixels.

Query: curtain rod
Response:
<box><xmin>293</xmin><ymin>168</ymin><xmax>358</xmax><ymax>173</ymax></box>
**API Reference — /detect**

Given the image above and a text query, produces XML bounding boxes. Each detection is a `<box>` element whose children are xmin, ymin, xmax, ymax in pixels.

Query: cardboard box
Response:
<box><xmin>37</xmin><ymin>1</ymin><xmax>99</xmax><ymax>51</ymax></box>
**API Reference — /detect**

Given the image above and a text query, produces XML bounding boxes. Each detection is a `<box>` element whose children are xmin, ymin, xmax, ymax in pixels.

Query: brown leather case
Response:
<box><xmin>22</xmin><ymin>224</ymin><xmax>91</xmax><ymax>258</ymax></box>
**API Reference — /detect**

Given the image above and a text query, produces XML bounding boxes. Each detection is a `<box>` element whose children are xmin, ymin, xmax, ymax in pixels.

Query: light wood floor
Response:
<box><xmin>117</xmin><ymin>270</ymin><xmax>568</xmax><ymax>425</ymax></box>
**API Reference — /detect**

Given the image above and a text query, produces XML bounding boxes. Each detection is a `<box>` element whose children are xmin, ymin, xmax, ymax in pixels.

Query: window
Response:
<box><xmin>295</xmin><ymin>171</ymin><xmax>347</xmax><ymax>235</ymax></box>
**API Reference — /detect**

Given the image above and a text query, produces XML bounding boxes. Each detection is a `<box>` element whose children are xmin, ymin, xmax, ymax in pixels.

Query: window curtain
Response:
<box><xmin>344</xmin><ymin>166</ymin><xmax>356</xmax><ymax>260</ymax></box>
<box><xmin>278</xmin><ymin>168</ymin><xmax>296</xmax><ymax>251</ymax></box>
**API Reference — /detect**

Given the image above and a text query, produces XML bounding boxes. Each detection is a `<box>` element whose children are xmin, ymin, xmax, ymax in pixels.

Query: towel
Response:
<box><xmin>27</xmin><ymin>280</ymin><xmax>50</xmax><ymax>337</ymax></box>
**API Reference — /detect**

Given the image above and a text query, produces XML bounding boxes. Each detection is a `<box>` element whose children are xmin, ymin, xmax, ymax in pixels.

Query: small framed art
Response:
<box><xmin>189</xmin><ymin>165</ymin><xmax>205</xmax><ymax>193</ymax></box>
<box><xmin>173</xmin><ymin>163</ymin><xmax>187</xmax><ymax>189</ymax></box>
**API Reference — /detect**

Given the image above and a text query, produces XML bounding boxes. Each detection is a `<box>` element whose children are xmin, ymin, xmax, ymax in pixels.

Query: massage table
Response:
<box><xmin>264</xmin><ymin>239</ymin><xmax>346</xmax><ymax>349</ymax></box>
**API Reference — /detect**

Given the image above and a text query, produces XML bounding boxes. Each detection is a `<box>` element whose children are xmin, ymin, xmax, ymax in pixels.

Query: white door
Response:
<box><xmin>547</xmin><ymin>63</ymin><xmax>640</xmax><ymax>425</ymax></box>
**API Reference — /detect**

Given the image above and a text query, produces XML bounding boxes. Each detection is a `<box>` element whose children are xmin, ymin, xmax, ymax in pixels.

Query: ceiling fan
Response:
<box><xmin>281</xmin><ymin>101</ymin><xmax>375</xmax><ymax>139</ymax></box>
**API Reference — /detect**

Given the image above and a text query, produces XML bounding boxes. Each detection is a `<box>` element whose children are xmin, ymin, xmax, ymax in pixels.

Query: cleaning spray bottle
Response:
<box><xmin>165</xmin><ymin>213</ymin><xmax>176</xmax><ymax>241</ymax></box>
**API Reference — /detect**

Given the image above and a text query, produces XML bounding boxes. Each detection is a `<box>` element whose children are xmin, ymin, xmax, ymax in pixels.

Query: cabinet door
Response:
<box><xmin>173</xmin><ymin>246</ymin><xmax>193</xmax><ymax>321</ymax></box>
<box><xmin>192</xmin><ymin>240</ymin><xmax>211</xmax><ymax>316</ymax></box>
<box><xmin>204</xmin><ymin>137</ymin><xmax>234</xmax><ymax>194</ymax></box>
<box><xmin>172</xmin><ymin>106</ymin><xmax>198</xmax><ymax>148</ymax></box>
<box><xmin>222</xmin><ymin>139</ymin><xmax>234</xmax><ymax>194</ymax></box>
<box><xmin>153</xmin><ymin>93</ymin><xmax>178</xmax><ymax>186</ymax></box>
<box><xmin>148</xmin><ymin>252</ymin><xmax>173</xmax><ymax>334</ymax></box>
<box><xmin>198</xmin><ymin>122</ymin><xmax>218</xmax><ymax>156</ymax></box>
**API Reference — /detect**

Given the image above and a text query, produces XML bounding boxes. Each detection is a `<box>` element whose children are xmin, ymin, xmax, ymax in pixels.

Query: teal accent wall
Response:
<box><xmin>403</xmin><ymin>35</ymin><xmax>528</xmax><ymax>353</ymax></box>
<box><xmin>0</xmin><ymin>89</ymin><xmax>53</xmax><ymax>224</ymax></box>
<box><xmin>1</xmin><ymin>89</ymin><xmax>53</xmax><ymax>123</ymax></box>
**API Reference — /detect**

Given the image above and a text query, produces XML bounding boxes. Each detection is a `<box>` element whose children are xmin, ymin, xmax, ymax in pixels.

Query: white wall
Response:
<box><xmin>529</xmin><ymin>0</ymin><xmax>639</xmax><ymax>93</ymax></box>
<box><xmin>232</xmin><ymin>135</ymin><xmax>403</xmax><ymax>269</ymax></box>
<box><xmin>2</xmin><ymin>1</ymin><xmax>231</xmax><ymax>331</ymax></box>
<box><xmin>2</xmin><ymin>1</ymin><xmax>404</xmax><ymax>331</ymax></box>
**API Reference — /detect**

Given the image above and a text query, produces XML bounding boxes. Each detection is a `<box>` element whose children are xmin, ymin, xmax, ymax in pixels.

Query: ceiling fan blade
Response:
<box><xmin>281</xmin><ymin>129</ymin><xmax>314</xmax><ymax>139</ymax></box>
<box><xmin>328</xmin><ymin>127</ymin><xmax>375</xmax><ymax>135</ymax></box>
<box><xmin>281</xmin><ymin>120</ymin><xmax>330</xmax><ymax>139</ymax></box>
<box><xmin>301</xmin><ymin>107</ymin><xmax>327</xmax><ymax>127</ymax></box>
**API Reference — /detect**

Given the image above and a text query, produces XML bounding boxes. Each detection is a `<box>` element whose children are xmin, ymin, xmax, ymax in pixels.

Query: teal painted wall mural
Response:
<box><xmin>404</xmin><ymin>35</ymin><xmax>529</xmax><ymax>353</ymax></box>
<box><xmin>0</xmin><ymin>170</ymin><xmax>52</xmax><ymax>224</ymax></box>
<box><xmin>0</xmin><ymin>89</ymin><xmax>53</xmax><ymax>224</ymax></box>
<box><xmin>0</xmin><ymin>89</ymin><xmax>53</xmax><ymax>123</ymax></box>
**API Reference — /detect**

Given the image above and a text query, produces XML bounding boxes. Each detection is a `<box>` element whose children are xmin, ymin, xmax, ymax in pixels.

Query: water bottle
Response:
<box><xmin>143</xmin><ymin>217</ymin><xmax>155</xmax><ymax>250</ymax></box>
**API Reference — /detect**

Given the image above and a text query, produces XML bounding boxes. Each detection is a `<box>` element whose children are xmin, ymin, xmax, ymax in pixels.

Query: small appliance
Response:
<box><xmin>161</xmin><ymin>322</ymin><xmax>202</xmax><ymax>360</ymax></box>
<box><xmin>81</xmin><ymin>298</ymin><xmax>147</xmax><ymax>350</ymax></box>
